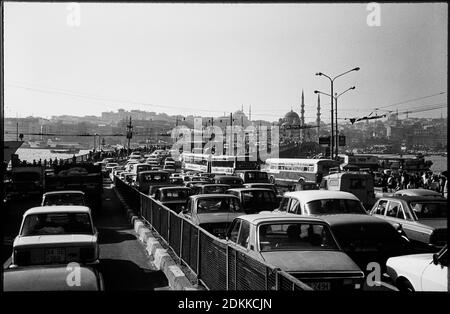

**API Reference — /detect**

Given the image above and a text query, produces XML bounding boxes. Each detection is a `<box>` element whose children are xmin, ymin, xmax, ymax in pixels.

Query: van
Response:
<box><xmin>320</xmin><ymin>171</ymin><xmax>375</xmax><ymax>208</ymax></box>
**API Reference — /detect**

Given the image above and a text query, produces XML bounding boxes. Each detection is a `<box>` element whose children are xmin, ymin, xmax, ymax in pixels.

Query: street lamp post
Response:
<box><xmin>315</xmin><ymin>86</ymin><xmax>356</xmax><ymax>158</ymax></box>
<box><xmin>315</xmin><ymin>67</ymin><xmax>359</xmax><ymax>160</ymax></box>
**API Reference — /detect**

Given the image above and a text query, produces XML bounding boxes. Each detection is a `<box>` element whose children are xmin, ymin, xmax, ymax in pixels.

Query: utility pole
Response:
<box><xmin>126</xmin><ymin>116</ymin><xmax>133</xmax><ymax>155</ymax></box>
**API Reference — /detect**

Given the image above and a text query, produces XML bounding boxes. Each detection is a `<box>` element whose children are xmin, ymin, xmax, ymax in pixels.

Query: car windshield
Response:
<box><xmin>197</xmin><ymin>198</ymin><xmax>242</xmax><ymax>213</ymax></box>
<box><xmin>162</xmin><ymin>189</ymin><xmax>191</xmax><ymax>200</ymax></box>
<box><xmin>13</xmin><ymin>173</ymin><xmax>40</xmax><ymax>181</ymax></box>
<box><xmin>410</xmin><ymin>202</ymin><xmax>447</xmax><ymax>219</ymax></box>
<box><xmin>21</xmin><ymin>213</ymin><xmax>94</xmax><ymax>236</ymax></box>
<box><xmin>259</xmin><ymin>223</ymin><xmax>338</xmax><ymax>251</ymax></box>
<box><xmin>218</xmin><ymin>178</ymin><xmax>242</xmax><ymax>185</ymax></box>
<box><xmin>142</xmin><ymin>173</ymin><xmax>168</xmax><ymax>182</ymax></box>
<box><xmin>305</xmin><ymin>199</ymin><xmax>366</xmax><ymax>215</ymax></box>
<box><xmin>43</xmin><ymin>194</ymin><xmax>85</xmax><ymax>206</ymax></box>
<box><xmin>203</xmin><ymin>186</ymin><xmax>229</xmax><ymax>194</ymax></box>
<box><xmin>241</xmin><ymin>190</ymin><xmax>277</xmax><ymax>210</ymax></box>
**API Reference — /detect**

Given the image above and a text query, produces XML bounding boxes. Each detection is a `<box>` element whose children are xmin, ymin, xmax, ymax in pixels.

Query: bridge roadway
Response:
<box><xmin>2</xmin><ymin>177</ymin><xmax>169</xmax><ymax>291</ymax></box>
<box><xmin>3</xmin><ymin>177</ymin><xmax>396</xmax><ymax>291</ymax></box>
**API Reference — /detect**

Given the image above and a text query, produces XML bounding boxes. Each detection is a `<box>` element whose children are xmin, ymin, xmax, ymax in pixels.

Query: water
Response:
<box><xmin>15</xmin><ymin>148</ymin><xmax>92</xmax><ymax>163</ymax></box>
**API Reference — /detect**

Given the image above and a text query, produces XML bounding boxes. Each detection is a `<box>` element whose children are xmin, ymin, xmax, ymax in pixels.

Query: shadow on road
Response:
<box><xmin>97</xmin><ymin>228</ymin><xmax>137</xmax><ymax>244</ymax></box>
<box><xmin>97</xmin><ymin>259</ymin><xmax>168</xmax><ymax>290</ymax></box>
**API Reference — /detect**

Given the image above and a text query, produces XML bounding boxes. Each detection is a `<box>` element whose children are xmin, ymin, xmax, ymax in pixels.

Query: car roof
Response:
<box><xmin>43</xmin><ymin>190</ymin><xmax>85</xmax><ymax>196</ymax></box>
<box><xmin>4</xmin><ymin>265</ymin><xmax>101</xmax><ymax>291</ymax></box>
<box><xmin>284</xmin><ymin>190</ymin><xmax>360</xmax><ymax>202</ymax></box>
<box><xmin>158</xmin><ymin>186</ymin><xmax>191</xmax><ymax>190</ymax></box>
<box><xmin>394</xmin><ymin>189</ymin><xmax>443</xmax><ymax>196</ymax></box>
<box><xmin>139</xmin><ymin>170</ymin><xmax>169</xmax><ymax>174</ymax></box>
<box><xmin>378</xmin><ymin>195</ymin><xmax>447</xmax><ymax>202</ymax></box>
<box><xmin>24</xmin><ymin>205</ymin><xmax>91</xmax><ymax>216</ymax></box>
<box><xmin>196</xmin><ymin>184</ymin><xmax>230</xmax><ymax>187</ymax></box>
<box><xmin>190</xmin><ymin>194</ymin><xmax>239</xmax><ymax>200</ymax></box>
<box><xmin>237</xmin><ymin>212</ymin><xmax>326</xmax><ymax>225</ymax></box>
<box><xmin>228</xmin><ymin>188</ymin><xmax>275</xmax><ymax>192</ymax></box>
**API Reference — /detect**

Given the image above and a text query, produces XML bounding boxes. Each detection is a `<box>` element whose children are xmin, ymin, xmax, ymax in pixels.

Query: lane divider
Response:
<box><xmin>114</xmin><ymin>188</ymin><xmax>198</xmax><ymax>290</ymax></box>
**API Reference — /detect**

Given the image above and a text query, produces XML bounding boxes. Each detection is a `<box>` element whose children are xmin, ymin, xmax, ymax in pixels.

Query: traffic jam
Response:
<box><xmin>3</xmin><ymin>149</ymin><xmax>447</xmax><ymax>292</ymax></box>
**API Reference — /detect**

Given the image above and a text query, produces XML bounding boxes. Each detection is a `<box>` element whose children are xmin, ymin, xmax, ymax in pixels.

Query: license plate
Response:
<box><xmin>308</xmin><ymin>281</ymin><xmax>331</xmax><ymax>291</ymax></box>
<box><xmin>45</xmin><ymin>248</ymin><xmax>66</xmax><ymax>263</ymax></box>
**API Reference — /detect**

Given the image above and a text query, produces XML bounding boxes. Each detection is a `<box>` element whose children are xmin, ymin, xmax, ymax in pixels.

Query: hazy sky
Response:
<box><xmin>4</xmin><ymin>2</ymin><xmax>448</xmax><ymax>122</ymax></box>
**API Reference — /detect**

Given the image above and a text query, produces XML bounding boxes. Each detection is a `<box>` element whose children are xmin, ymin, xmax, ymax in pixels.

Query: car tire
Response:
<box><xmin>397</xmin><ymin>278</ymin><xmax>415</xmax><ymax>292</ymax></box>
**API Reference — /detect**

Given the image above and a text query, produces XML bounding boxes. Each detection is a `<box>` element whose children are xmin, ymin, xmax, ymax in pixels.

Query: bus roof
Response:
<box><xmin>264</xmin><ymin>158</ymin><xmax>338</xmax><ymax>164</ymax></box>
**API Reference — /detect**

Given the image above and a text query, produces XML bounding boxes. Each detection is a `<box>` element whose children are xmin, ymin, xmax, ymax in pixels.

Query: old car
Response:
<box><xmin>154</xmin><ymin>186</ymin><xmax>192</xmax><ymax>213</ymax></box>
<box><xmin>190</xmin><ymin>184</ymin><xmax>231</xmax><ymax>195</ymax></box>
<box><xmin>276</xmin><ymin>190</ymin><xmax>411</xmax><ymax>270</ymax></box>
<box><xmin>4</xmin><ymin>264</ymin><xmax>104</xmax><ymax>291</ymax></box>
<box><xmin>393</xmin><ymin>188</ymin><xmax>444</xmax><ymax>198</ymax></box>
<box><xmin>293</xmin><ymin>181</ymin><xmax>319</xmax><ymax>191</ymax></box>
<box><xmin>226</xmin><ymin>188</ymin><xmax>280</xmax><ymax>214</ymax></box>
<box><xmin>41</xmin><ymin>190</ymin><xmax>86</xmax><ymax>207</ymax></box>
<box><xmin>226</xmin><ymin>212</ymin><xmax>364</xmax><ymax>290</ymax></box>
<box><xmin>134</xmin><ymin>170</ymin><xmax>170</xmax><ymax>193</ymax></box>
<box><xmin>12</xmin><ymin>205</ymin><xmax>99</xmax><ymax>267</ymax></box>
<box><xmin>179</xmin><ymin>194</ymin><xmax>244</xmax><ymax>238</ymax></box>
<box><xmin>370</xmin><ymin>195</ymin><xmax>447</xmax><ymax>252</ymax></box>
<box><xmin>234</xmin><ymin>170</ymin><xmax>270</xmax><ymax>184</ymax></box>
<box><xmin>213</xmin><ymin>175</ymin><xmax>244</xmax><ymax>188</ymax></box>
<box><xmin>104</xmin><ymin>162</ymin><xmax>119</xmax><ymax>175</ymax></box>
<box><xmin>386</xmin><ymin>245</ymin><xmax>447</xmax><ymax>292</ymax></box>
<box><xmin>243</xmin><ymin>183</ymin><xmax>280</xmax><ymax>196</ymax></box>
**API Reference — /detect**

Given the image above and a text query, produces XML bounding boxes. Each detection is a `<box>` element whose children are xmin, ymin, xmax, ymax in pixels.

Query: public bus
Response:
<box><xmin>180</xmin><ymin>153</ymin><xmax>259</xmax><ymax>175</ymax></box>
<box><xmin>261</xmin><ymin>158</ymin><xmax>340</xmax><ymax>186</ymax></box>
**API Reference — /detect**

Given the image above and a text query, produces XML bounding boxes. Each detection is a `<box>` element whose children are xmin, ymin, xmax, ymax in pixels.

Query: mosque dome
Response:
<box><xmin>283</xmin><ymin>110</ymin><xmax>300</xmax><ymax>125</ymax></box>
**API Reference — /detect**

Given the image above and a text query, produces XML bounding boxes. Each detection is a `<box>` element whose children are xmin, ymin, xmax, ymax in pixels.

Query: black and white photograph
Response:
<box><xmin>1</xmin><ymin>1</ymin><xmax>447</xmax><ymax>301</ymax></box>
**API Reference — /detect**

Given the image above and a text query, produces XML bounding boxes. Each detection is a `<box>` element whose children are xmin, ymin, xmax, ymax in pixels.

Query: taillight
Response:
<box><xmin>80</xmin><ymin>247</ymin><xmax>95</xmax><ymax>261</ymax></box>
<box><xmin>14</xmin><ymin>250</ymin><xmax>31</xmax><ymax>265</ymax></box>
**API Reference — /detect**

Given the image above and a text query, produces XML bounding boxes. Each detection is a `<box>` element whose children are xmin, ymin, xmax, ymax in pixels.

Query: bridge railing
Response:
<box><xmin>114</xmin><ymin>176</ymin><xmax>312</xmax><ymax>291</ymax></box>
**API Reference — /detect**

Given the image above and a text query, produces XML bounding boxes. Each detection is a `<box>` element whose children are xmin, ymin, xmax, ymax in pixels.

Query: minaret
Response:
<box><xmin>300</xmin><ymin>90</ymin><xmax>305</xmax><ymax>126</ymax></box>
<box><xmin>300</xmin><ymin>90</ymin><xmax>305</xmax><ymax>141</ymax></box>
<box><xmin>249</xmin><ymin>105</ymin><xmax>251</xmax><ymax>122</ymax></box>
<box><xmin>316</xmin><ymin>93</ymin><xmax>321</xmax><ymax>140</ymax></box>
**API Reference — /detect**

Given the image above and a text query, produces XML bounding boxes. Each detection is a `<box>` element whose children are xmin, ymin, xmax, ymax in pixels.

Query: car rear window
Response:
<box><xmin>21</xmin><ymin>213</ymin><xmax>93</xmax><ymax>236</ymax></box>
<box><xmin>306</xmin><ymin>199</ymin><xmax>366</xmax><ymax>215</ymax></box>
<box><xmin>162</xmin><ymin>189</ymin><xmax>191</xmax><ymax>200</ymax></box>
<box><xmin>410</xmin><ymin>202</ymin><xmax>447</xmax><ymax>219</ymax></box>
<box><xmin>241</xmin><ymin>190</ymin><xmax>277</xmax><ymax>210</ymax></box>
<box><xmin>197</xmin><ymin>198</ymin><xmax>242</xmax><ymax>213</ymax></box>
<box><xmin>259</xmin><ymin>223</ymin><xmax>338</xmax><ymax>251</ymax></box>
<box><xmin>43</xmin><ymin>194</ymin><xmax>85</xmax><ymax>206</ymax></box>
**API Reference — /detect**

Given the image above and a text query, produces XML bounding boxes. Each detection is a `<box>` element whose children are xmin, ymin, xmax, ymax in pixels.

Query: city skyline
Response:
<box><xmin>4</xmin><ymin>3</ymin><xmax>448</xmax><ymax>121</ymax></box>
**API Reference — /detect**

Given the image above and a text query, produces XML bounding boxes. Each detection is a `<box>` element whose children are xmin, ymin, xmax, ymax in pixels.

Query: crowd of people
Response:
<box><xmin>380</xmin><ymin>170</ymin><xmax>447</xmax><ymax>194</ymax></box>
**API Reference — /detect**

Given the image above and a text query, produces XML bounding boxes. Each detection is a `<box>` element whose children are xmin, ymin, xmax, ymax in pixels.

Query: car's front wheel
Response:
<box><xmin>397</xmin><ymin>278</ymin><xmax>415</xmax><ymax>292</ymax></box>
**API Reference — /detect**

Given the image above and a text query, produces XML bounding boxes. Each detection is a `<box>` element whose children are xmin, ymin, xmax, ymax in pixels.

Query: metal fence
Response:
<box><xmin>114</xmin><ymin>176</ymin><xmax>312</xmax><ymax>291</ymax></box>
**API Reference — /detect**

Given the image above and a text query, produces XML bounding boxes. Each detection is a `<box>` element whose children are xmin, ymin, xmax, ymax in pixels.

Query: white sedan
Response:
<box><xmin>386</xmin><ymin>245</ymin><xmax>447</xmax><ymax>292</ymax></box>
<box><xmin>11</xmin><ymin>205</ymin><xmax>99</xmax><ymax>267</ymax></box>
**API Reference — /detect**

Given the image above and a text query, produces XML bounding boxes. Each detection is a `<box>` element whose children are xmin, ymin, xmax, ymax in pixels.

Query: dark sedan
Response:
<box><xmin>154</xmin><ymin>186</ymin><xmax>193</xmax><ymax>213</ymax></box>
<box><xmin>227</xmin><ymin>188</ymin><xmax>280</xmax><ymax>214</ymax></box>
<box><xmin>370</xmin><ymin>195</ymin><xmax>447</xmax><ymax>252</ymax></box>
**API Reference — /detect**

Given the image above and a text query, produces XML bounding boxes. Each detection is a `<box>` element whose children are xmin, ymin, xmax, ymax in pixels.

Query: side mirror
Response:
<box><xmin>432</xmin><ymin>253</ymin><xmax>439</xmax><ymax>265</ymax></box>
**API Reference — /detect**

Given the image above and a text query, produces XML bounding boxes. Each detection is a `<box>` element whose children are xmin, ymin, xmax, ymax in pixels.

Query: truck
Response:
<box><xmin>9</xmin><ymin>166</ymin><xmax>45</xmax><ymax>198</ymax></box>
<box><xmin>44</xmin><ymin>163</ymin><xmax>103</xmax><ymax>212</ymax></box>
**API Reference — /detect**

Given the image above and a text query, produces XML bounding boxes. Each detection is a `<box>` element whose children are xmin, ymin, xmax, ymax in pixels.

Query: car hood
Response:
<box><xmin>260</xmin><ymin>250</ymin><xmax>361</xmax><ymax>273</ymax></box>
<box><xmin>387</xmin><ymin>253</ymin><xmax>433</xmax><ymax>274</ymax></box>
<box><xmin>196</xmin><ymin>212</ymin><xmax>243</xmax><ymax>224</ymax></box>
<box><xmin>14</xmin><ymin>234</ymin><xmax>97</xmax><ymax>248</ymax></box>
<box><xmin>416</xmin><ymin>219</ymin><xmax>447</xmax><ymax>230</ymax></box>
